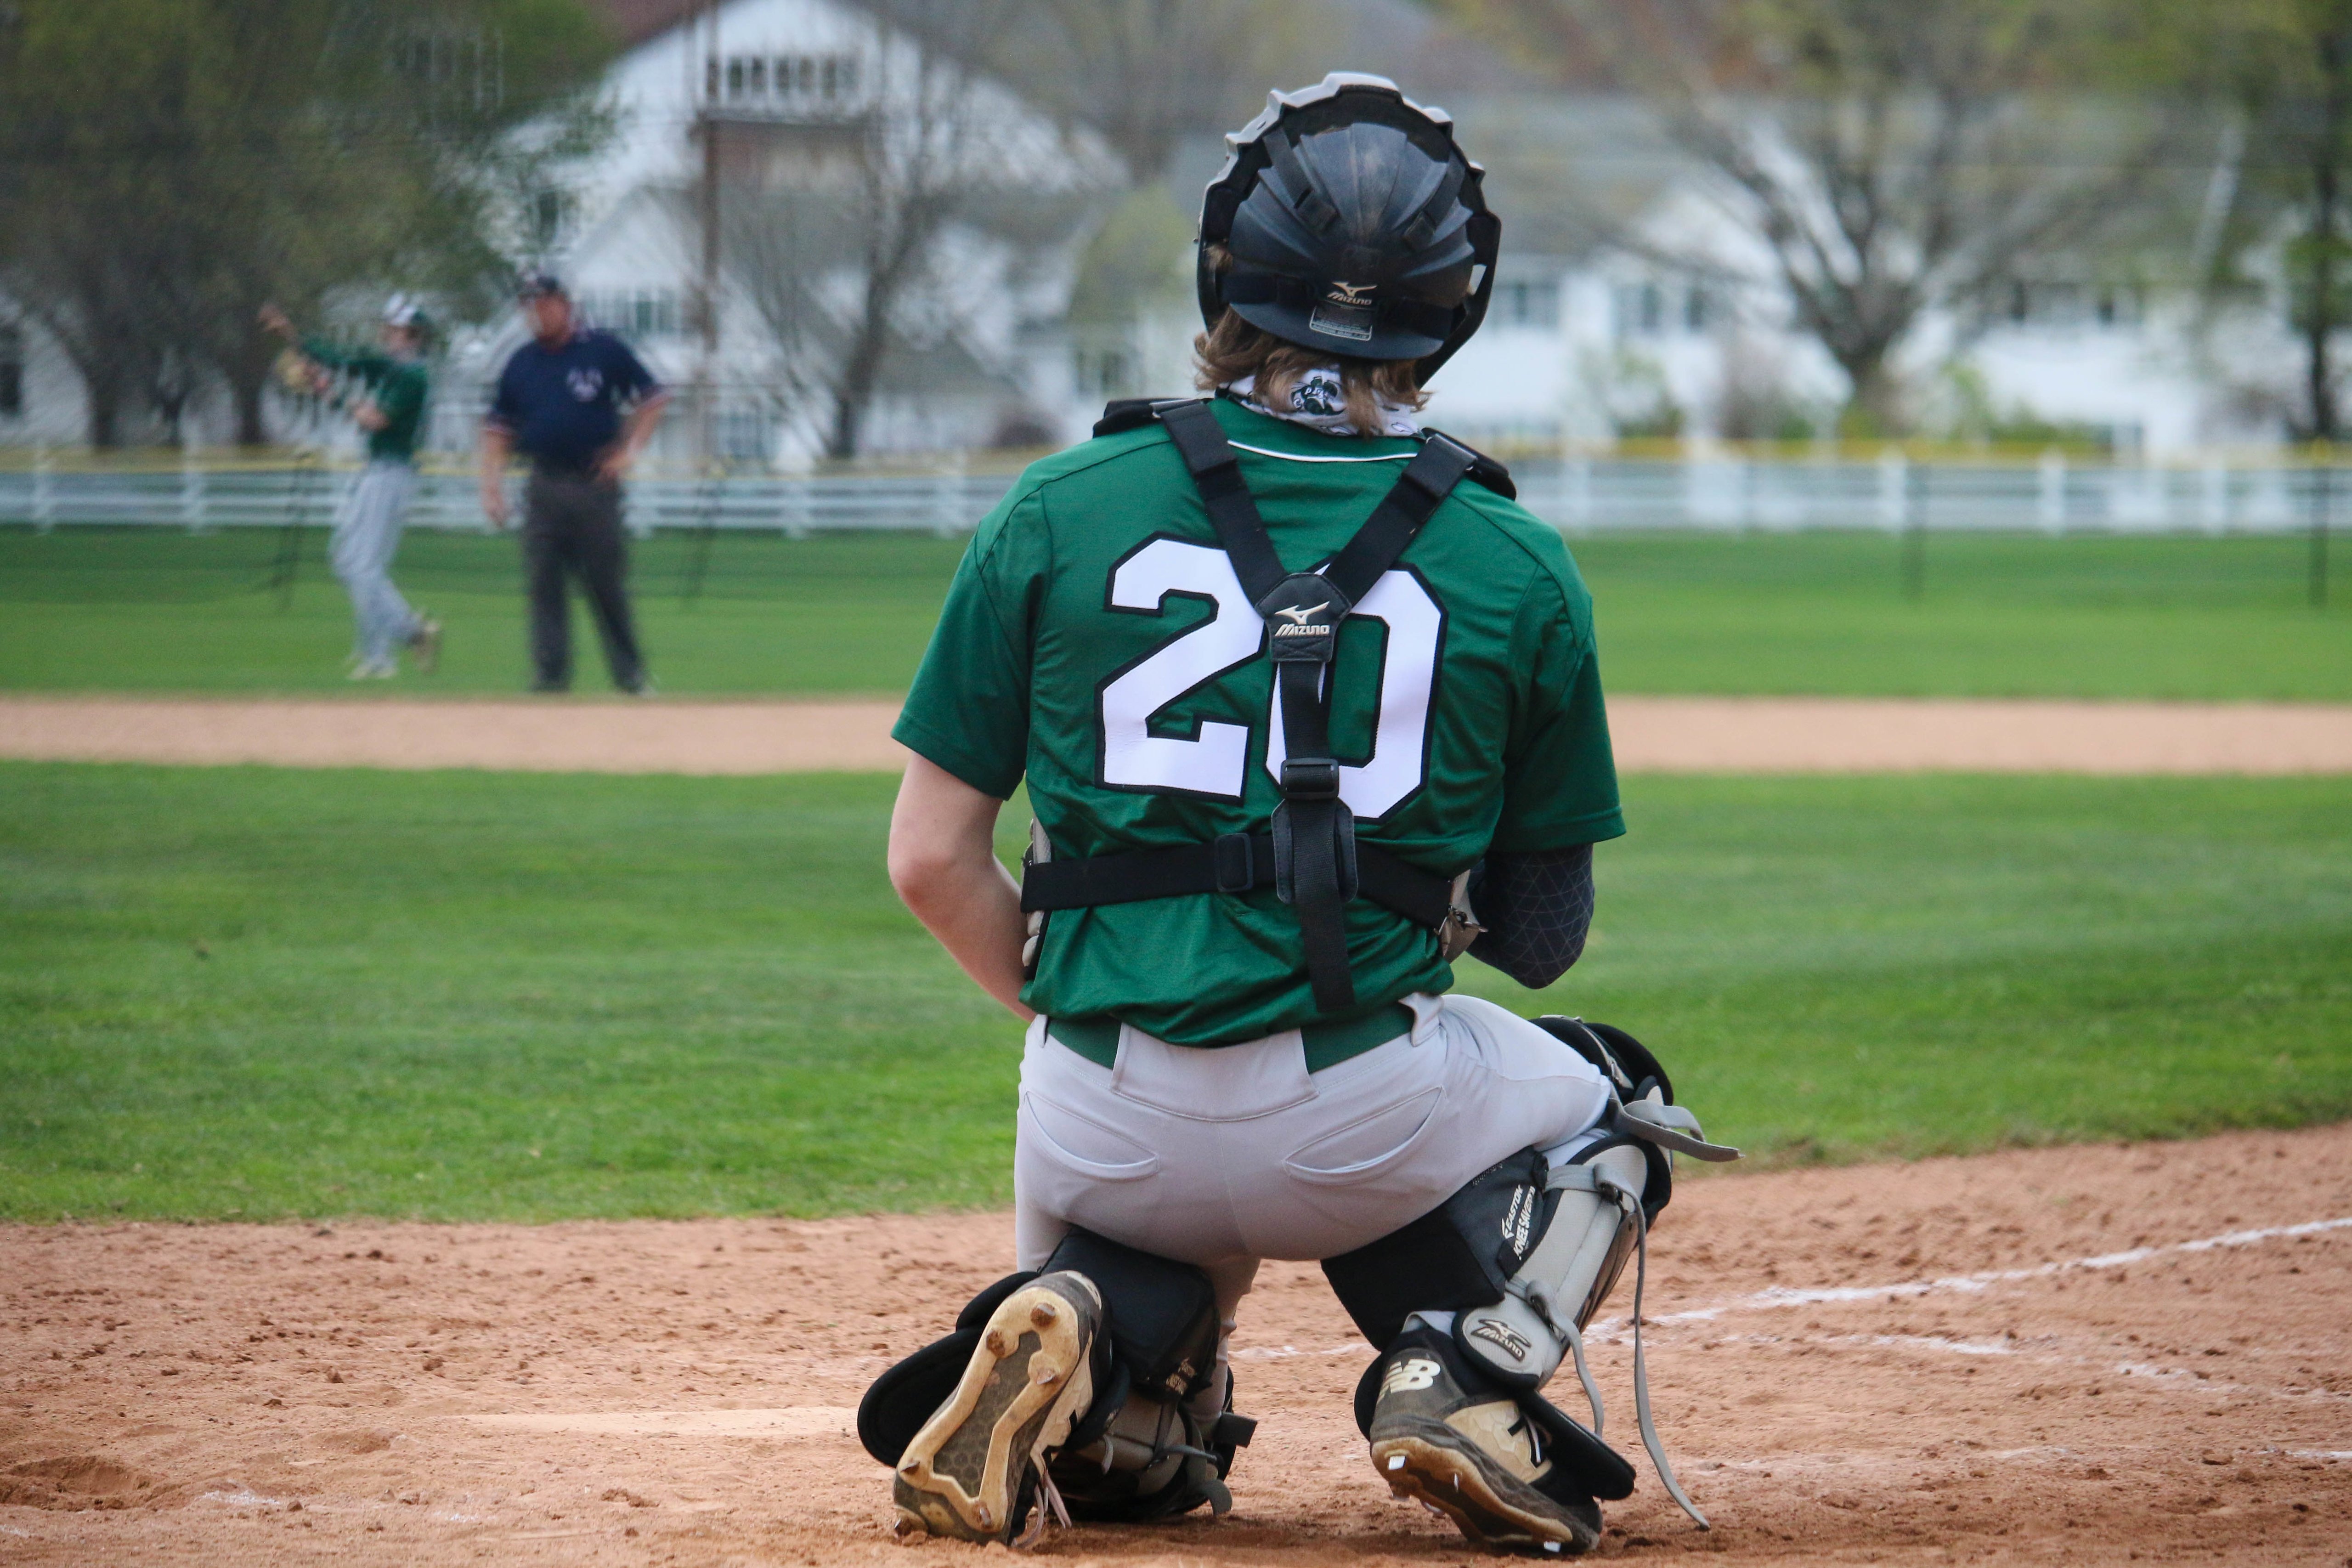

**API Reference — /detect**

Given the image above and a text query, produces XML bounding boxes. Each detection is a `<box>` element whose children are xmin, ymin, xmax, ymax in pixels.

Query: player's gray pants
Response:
<box><xmin>1014</xmin><ymin>992</ymin><xmax>1613</xmax><ymax>1385</ymax></box>
<box><xmin>330</xmin><ymin>459</ymin><xmax>421</xmax><ymax>665</ymax></box>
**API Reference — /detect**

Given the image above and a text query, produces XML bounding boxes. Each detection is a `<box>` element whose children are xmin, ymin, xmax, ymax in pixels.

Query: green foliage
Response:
<box><xmin>0</xmin><ymin>0</ymin><xmax>615</xmax><ymax>443</ymax></box>
<box><xmin>1</xmin><ymin>764</ymin><xmax>2344</xmax><ymax>1220</ymax></box>
<box><xmin>2152</xmin><ymin>0</ymin><xmax>2352</xmax><ymax>436</ymax></box>
<box><xmin>1435</xmin><ymin>0</ymin><xmax>2181</xmax><ymax>435</ymax></box>
<box><xmin>2</xmin><ymin>525</ymin><xmax>2346</xmax><ymax>700</ymax></box>
<box><xmin>1937</xmin><ymin>362</ymin><xmax>2120</xmax><ymax>452</ymax></box>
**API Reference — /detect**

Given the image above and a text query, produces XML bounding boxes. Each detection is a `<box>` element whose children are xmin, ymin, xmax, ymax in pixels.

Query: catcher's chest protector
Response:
<box><xmin>1018</xmin><ymin>398</ymin><xmax>1508</xmax><ymax>1014</ymax></box>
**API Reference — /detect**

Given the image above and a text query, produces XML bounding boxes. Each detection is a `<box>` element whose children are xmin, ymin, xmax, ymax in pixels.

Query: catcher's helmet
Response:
<box><xmin>1197</xmin><ymin>73</ymin><xmax>1499</xmax><ymax>380</ymax></box>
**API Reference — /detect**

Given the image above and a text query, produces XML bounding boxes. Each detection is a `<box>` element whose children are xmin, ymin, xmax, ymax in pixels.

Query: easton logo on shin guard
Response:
<box><xmin>1467</xmin><ymin>1316</ymin><xmax>1533</xmax><ymax>1364</ymax></box>
<box><xmin>1501</xmin><ymin>1183</ymin><xmax>1539</xmax><ymax>1255</ymax></box>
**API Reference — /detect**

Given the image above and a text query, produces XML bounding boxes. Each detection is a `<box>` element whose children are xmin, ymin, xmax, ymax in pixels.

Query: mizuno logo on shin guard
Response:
<box><xmin>1468</xmin><ymin>1317</ymin><xmax>1533</xmax><ymax>1364</ymax></box>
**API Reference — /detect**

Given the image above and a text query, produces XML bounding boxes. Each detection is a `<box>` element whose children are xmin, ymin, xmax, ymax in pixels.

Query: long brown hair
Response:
<box><xmin>1193</xmin><ymin>311</ymin><xmax>1429</xmax><ymax>435</ymax></box>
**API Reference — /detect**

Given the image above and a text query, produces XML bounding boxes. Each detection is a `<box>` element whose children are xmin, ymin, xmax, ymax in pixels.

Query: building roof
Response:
<box><xmin>597</xmin><ymin>0</ymin><xmax>705</xmax><ymax>51</ymax></box>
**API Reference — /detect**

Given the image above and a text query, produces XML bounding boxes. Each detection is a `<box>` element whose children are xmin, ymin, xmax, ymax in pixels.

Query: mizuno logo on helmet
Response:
<box><xmin>1327</xmin><ymin>281</ymin><xmax>1376</xmax><ymax>306</ymax></box>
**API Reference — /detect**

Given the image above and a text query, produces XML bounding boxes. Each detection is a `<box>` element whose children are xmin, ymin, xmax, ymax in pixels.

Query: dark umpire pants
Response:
<box><xmin>522</xmin><ymin>469</ymin><xmax>648</xmax><ymax>692</ymax></box>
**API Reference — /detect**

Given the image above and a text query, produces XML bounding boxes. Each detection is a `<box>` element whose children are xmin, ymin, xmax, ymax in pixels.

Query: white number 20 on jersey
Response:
<box><xmin>1097</xmin><ymin>539</ymin><xmax>1442</xmax><ymax>819</ymax></box>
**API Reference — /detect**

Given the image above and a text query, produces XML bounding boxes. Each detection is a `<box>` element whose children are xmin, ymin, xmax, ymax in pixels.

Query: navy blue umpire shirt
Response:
<box><xmin>486</xmin><ymin>328</ymin><xmax>662</xmax><ymax>476</ymax></box>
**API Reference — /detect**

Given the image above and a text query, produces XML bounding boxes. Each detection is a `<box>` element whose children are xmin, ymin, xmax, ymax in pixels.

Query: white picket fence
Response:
<box><xmin>0</xmin><ymin>449</ymin><xmax>2343</xmax><ymax>536</ymax></box>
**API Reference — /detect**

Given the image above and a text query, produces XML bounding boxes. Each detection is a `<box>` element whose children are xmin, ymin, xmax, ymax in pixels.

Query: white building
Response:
<box><xmin>434</xmin><ymin>0</ymin><xmax>1122</xmax><ymax>464</ymax></box>
<box><xmin>0</xmin><ymin>0</ymin><xmax>2319</xmax><ymax>461</ymax></box>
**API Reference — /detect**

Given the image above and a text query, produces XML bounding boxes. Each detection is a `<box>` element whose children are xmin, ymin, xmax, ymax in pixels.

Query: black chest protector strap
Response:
<box><xmin>1141</xmin><ymin>398</ymin><xmax>1476</xmax><ymax>1012</ymax></box>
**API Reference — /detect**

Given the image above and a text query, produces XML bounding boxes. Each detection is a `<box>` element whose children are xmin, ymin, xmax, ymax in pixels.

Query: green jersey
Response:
<box><xmin>303</xmin><ymin>337</ymin><xmax>430</xmax><ymax>464</ymax></box>
<box><xmin>894</xmin><ymin>396</ymin><xmax>1623</xmax><ymax>1047</ymax></box>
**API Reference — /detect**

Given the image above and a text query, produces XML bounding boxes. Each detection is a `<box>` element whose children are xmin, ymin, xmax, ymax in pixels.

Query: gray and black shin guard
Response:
<box><xmin>1326</xmin><ymin>1017</ymin><xmax>1739</xmax><ymax>1532</ymax></box>
<box><xmin>1452</xmin><ymin>1020</ymin><xmax>1739</xmax><ymax>1527</ymax></box>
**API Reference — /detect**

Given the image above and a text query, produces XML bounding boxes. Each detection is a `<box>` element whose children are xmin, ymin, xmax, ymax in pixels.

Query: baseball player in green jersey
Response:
<box><xmin>860</xmin><ymin>76</ymin><xmax>1736</xmax><ymax>1556</ymax></box>
<box><xmin>260</xmin><ymin>298</ymin><xmax>441</xmax><ymax>679</ymax></box>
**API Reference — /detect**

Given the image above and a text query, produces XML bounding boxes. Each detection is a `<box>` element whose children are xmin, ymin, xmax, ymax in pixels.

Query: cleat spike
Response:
<box><xmin>1030</xmin><ymin>1303</ymin><xmax>1058</xmax><ymax>1328</ymax></box>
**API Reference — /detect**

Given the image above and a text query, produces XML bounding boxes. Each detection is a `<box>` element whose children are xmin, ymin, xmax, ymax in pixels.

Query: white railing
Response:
<box><xmin>0</xmin><ymin>450</ymin><xmax>2344</xmax><ymax>537</ymax></box>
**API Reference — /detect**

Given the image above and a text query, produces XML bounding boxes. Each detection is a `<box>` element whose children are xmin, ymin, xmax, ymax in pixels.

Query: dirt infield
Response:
<box><xmin>5</xmin><ymin>1126</ymin><xmax>2347</xmax><ymax>1566</ymax></box>
<box><xmin>5</xmin><ymin>694</ymin><xmax>2352</xmax><ymax>774</ymax></box>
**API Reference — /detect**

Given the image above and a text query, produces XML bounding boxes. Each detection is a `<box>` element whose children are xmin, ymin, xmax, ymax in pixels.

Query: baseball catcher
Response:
<box><xmin>865</xmin><ymin>74</ymin><xmax>1736</xmax><ymax>1556</ymax></box>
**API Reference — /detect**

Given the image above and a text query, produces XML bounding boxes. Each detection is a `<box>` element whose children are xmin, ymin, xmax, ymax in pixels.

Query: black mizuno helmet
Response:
<box><xmin>1197</xmin><ymin>72</ymin><xmax>1500</xmax><ymax>380</ymax></box>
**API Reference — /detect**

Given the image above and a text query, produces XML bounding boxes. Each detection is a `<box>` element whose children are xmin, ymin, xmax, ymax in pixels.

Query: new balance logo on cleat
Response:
<box><xmin>1366</xmin><ymin>1328</ymin><xmax>1604</xmax><ymax>1557</ymax></box>
<box><xmin>1380</xmin><ymin>1355</ymin><xmax>1441</xmax><ymax>1395</ymax></box>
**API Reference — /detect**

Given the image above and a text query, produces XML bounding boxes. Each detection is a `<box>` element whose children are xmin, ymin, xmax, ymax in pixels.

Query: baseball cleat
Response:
<box><xmin>892</xmin><ymin>1270</ymin><xmax>1101</xmax><ymax>1544</ymax></box>
<box><xmin>407</xmin><ymin>616</ymin><xmax>442</xmax><ymax>674</ymax></box>
<box><xmin>1368</xmin><ymin>1327</ymin><xmax>1602</xmax><ymax>1557</ymax></box>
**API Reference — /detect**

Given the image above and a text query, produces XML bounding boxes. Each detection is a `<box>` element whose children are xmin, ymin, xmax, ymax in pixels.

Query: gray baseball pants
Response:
<box><xmin>1013</xmin><ymin>991</ymin><xmax>1612</xmax><ymax>1398</ymax></box>
<box><xmin>330</xmin><ymin>459</ymin><xmax>422</xmax><ymax>665</ymax></box>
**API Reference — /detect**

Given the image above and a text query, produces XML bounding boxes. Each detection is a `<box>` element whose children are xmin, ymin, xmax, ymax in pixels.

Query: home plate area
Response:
<box><xmin>5</xmin><ymin>1126</ymin><xmax>2349</xmax><ymax>1567</ymax></box>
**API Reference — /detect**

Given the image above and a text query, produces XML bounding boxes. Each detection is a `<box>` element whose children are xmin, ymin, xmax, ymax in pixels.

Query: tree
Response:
<box><xmin>869</xmin><ymin>0</ymin><xmax>1291</xmax><ymax>185</ymax></box>
<box><xmin>0</xmin><ymin>0</ymin><xmax>612</xmax><ymax>447</ymax></box>
<box><xmin>1440</xmin><ymin>0</ymin><xmax>2182</xmax><ymax>433</ymax></box>
<box><xmin>2186</xmin><ymin>0</ymin><xmax>2352</xmax><ymax>439</ymax></box>
<box><xmin>720</xmin><ymin>3</ymin><xmax>1111</xmax><ymax>458</ymax></box>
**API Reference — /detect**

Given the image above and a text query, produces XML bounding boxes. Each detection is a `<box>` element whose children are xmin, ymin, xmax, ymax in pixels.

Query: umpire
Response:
<box><xmin>478</xmin><ymin>271</ymin><xmax>669</xmax><ymax>695</ymax></box>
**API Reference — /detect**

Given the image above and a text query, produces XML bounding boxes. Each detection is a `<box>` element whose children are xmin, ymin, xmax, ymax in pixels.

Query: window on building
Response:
<box><xmin>531</xmin><ymin>188</ymin><xmax>571</xmax><ymax>249</ymax></box>
<box><xmin>1684</xmin><ymin>285</ymin><xmax>1711</xmax><ymax>333</ymax></box>
<box><xmin>580</xmin><ymin>290</ymin><xmax>682</xmax><ymax>340</ymax></box>
<box><xmin>716</xmin><ymin>52</ymin><xmax>861</xmax><ymax>108</ymax></box>
<box><xmin>0</xmin><ymin>323</ymin><xmax>23</xmax><ymax>419</ymax></box>
<box><xmin>1999</xmin><ymin>280</ymin><xmax>2143</xmax><ymax>331</ymax></box>
<box><xmin>1613</xmin><ymin>281</ymin><xmax>1666</xmax><ymax>338</ymax></box>
<box><xmin>1494</xmin><ymin>279</ymin><xmax>1560</xmax><ymax>329</ymax></box>
<box><xmin>719</xmin><ymin>409</ymin><xmax>771</xmax><ymax>462</ymax></box>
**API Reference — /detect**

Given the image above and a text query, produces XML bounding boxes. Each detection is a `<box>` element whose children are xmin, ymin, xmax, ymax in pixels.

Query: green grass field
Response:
<box><xmin>3</xmin><ymin>526</ymin><xmax>2346</xmax><ymax>699</ymax></box>
<box><xmin>5</xmin><ymin>762</ymin><xmax>2345</xmax><ymax>1223</ymax></box>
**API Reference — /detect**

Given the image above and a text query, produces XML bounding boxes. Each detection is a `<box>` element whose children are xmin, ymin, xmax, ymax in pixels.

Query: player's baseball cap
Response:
<box><xmin>516</xmin><ymin>269</ymin><xmax>566</xmax><ymax>300</ymax></box>
<box><xmin>382</xmin><ymin>294</ymin><xmax>432</xmax><ymax>333</ymax></box>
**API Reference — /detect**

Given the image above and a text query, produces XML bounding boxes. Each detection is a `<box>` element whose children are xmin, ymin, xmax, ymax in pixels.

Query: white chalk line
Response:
<box><xmin>1646</xmin><ymin>1214</ymin><xmax>2352</xmax><ymax>1325</ymax></box>
<box><xmin>1683</xmin><ymin>1327</ymin><xmax>2348</xmax><ymax>1404</ymax></box>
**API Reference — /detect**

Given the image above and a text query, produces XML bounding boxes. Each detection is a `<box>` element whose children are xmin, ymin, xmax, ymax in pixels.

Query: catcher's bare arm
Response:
<box><xmin>888</xmin><ymin>754</ymin><xmax>1033</xmax><ymax>1020</ymax></box>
